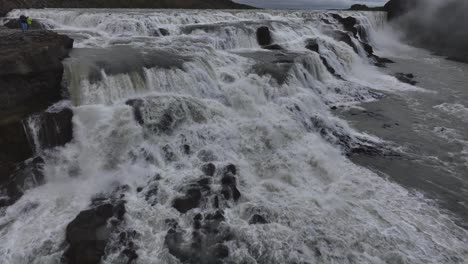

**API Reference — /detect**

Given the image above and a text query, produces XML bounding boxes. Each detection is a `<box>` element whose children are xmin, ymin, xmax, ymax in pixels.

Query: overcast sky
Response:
<box><xmin>234</xmin><ymin>0</ymin><xmax>388</xmax><ymax>9</ymax></box>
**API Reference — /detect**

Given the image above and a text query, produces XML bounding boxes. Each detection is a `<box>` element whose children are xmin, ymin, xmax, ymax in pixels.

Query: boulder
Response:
<box><xmin>395</xmin><ymin>72</ymin><xmax>417</xmax><ymax>85</ymax></box>
<box><xmin>256</xmin><ymin>26</ymin><xmax>272</xmax><ymax>46</ymax></box>
<box><xmin>63</xmin><ymin>203</ymin><xmax>115</xmax><ymax>264</ymax></box>
<box><xmin>331</xmin><ymin>14</ymin><xmax>358</xmax><ymax>37</ymax></box>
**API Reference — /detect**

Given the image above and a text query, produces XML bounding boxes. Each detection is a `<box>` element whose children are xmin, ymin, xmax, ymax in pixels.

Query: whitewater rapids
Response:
<box><xmin>1</xmin><ymin>8</ymin><xmax>467</xmax><ymax>264</ymax></box>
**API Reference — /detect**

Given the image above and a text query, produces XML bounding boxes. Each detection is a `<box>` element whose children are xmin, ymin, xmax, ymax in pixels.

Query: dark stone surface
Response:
<box><xmin>256</xmin><ymin>26</ymin><xmax>272</xmax><ymax>46</ymax></box>
<box><xmin>395</xmin><ymin>73</ymin><xmax>417</xmax><ymax>85</ymax></box>
<box><xmin>249</xmin><ymin>214</ymin><xmax>268</xmax><ymax>225</ymax></box>
<box><xmin>0</xmin><ymin>28</ymin><xmax>73</xmax><ymax>114</ymax></box>
<box><xmin>305</xmin><ymin>39</ymin><xmax>319</xmax><ymax>53</ymax></box>
<box><xmin>158</xmin><ymin>28</ymin><xmax>170</xmax><ymax>36</ymax></box>
<box><xmin>262</xmin><ymin>44</ymin><xmax>283</xmax><ymax>50</ymax></box>
<box><xmin>201</xmin><ymin>163</ymin><xmax>216</xmax><ymax>176</ymax></box>
<box><xmin>331</xmin><ymin>14</ymin><xmax>358</xmax><ymax>37</ymax></box>
<box><xmin>63</xmin><ymin>203</ymin><xmax>116</xmax><ymax>264</ymax></box>
<box><xmin>0</xmin><ymin>27</ymin><xmax>73</xmax><ymax>193</ymax></box>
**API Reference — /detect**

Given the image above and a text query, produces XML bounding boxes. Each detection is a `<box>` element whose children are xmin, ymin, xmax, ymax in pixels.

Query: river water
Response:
<box><xmin>1</xmin><ymin>8</ymin><xmax>467</xmax><ymax>264</ymax></box>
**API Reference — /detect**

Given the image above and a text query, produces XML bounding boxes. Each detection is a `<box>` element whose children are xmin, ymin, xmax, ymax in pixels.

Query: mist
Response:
<box><xmin>392</xmin><ymin>0</ymin><xmax>468</xmax><ymax>61</ymax></box>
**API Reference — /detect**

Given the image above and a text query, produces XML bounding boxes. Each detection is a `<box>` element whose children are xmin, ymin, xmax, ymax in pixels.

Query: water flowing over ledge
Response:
<box><xmin>1</xmin><ymin>8</ymin><xmax>467</xmax><ymax>264</ymax></box>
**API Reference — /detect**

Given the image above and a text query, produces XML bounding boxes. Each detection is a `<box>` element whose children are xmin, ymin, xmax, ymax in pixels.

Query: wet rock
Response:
<box><xmin>158</xmin><ymin>28</ymin><xmax>170</xmax><ymax>36</ymax></box>
<box><xmin>172</xmin><ymin>187</ymin><xmax>202</xmax><ymax>213</ymax></box>
<box><xmin>24</xmin><ymin>108</ymin><xmax>74</xmax><ymax>151</ymax></box>
<box><xmin>182</xmin><ymin>144</ymin><xmax>191</xmax><ymax>155</ymax></box>
<box><xmin>224</xmin><ymin>164</ymin><xmax>237</xmax><ymax>175</ymax></box>
<box><xmin>256</xmin><ymin>26</ymin><xmax>272</xmax><ymax>46</ymax></box>
<box><xmin>320</xmin><ymin>56</ymin><xmax>337</xmax><ymax>76</ymax></box>
<box><xmin>395</xmin><ymin>73</ymin><xmax>417</xmax><ymax>85</ymax></box>
<box><xmin>262</xmin><ymin>44</ymin><xmax>283</xmax><ymax>50</ymax></box>
<box><xmin>63</xmin><ymin>203</ymin><xmax>118</xmax><ymax>264</ymax></box>
<box><xmin>220</xmin><ymin>168</ymin><xmax>241</xmax><ymax>202</ymax></box>
<box><xmin>249</xmin><ymin>214</ymin><xmax>268</xmax><ymax>225</ymax></box>
<box><xmin>330</xmin><ymin>30</ymin><xmax>359</xmax><ymax>54</ymax></box>
<box><xmin>331</xmin><ymin>14</ymin><xmax>358</xmax><ymax>37</ymax></box>
<box><xmin>125</xmin><ymin>99</ymin><xmax>144</xmax><ymax>125</ymax></box>
<box><xmin>0</xmin><ymin>28</ymin><xmax>73</xmax><ymax>114</ymax></box>
<box><xmin>201</xmin><ymin>163</ymin><xmax>216</xmax><ymax>176</ymax></box>
<box><xmin>0</xmin><ymin>28</ymin><xmax>73</xmax><ymax>189</ymax></box>
<box><xmin>305</xmin><ymin>40</ymin><xmax>319</xmax><ymax>53</ymax></box>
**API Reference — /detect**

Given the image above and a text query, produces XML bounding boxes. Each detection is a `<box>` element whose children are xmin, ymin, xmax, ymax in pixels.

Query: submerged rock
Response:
<box><xmin>165</xmin><ymin>210</ymin><xmax>232</xmax><ymax>264</ymax></box>
<box><xmin>395</xmin><ymin>73</ymin><xmax>417</xmax><ymax>85</ymax></box>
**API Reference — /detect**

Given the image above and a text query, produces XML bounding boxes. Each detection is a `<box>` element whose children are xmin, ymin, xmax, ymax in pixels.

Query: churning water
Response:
<box><xmin>1</xmin><ymin>8</ymin><xmax>467</xmax><ymax>264</ymax></box>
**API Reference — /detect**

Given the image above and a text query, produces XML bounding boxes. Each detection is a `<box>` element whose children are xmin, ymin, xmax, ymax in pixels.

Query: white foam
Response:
<box><xmin>1</xmin><ymin>8</ymin><xmax>467</xmax><ymax>264</ymax></box>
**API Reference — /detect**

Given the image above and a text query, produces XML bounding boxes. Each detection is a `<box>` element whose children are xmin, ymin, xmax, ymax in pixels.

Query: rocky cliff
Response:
<box><xmin>0</xmin><ymin>27</ymin><xmax>74</xmax><ymax>205</ymax></box>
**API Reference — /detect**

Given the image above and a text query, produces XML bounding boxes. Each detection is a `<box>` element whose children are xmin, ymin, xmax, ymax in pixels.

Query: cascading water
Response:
<box><xmin>1</xmin><ymin>8</ymin><xmax>467</xmax><ymax>264</ymax></box>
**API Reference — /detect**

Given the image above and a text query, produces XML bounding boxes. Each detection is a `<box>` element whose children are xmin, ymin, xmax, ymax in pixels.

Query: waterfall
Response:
<box><xmin>1</xmin><ymin>8</ymin><xmax>467</xmax><ymax>264</ymax></box>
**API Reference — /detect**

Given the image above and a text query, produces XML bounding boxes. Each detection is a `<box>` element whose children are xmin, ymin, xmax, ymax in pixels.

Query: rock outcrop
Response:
<box><xmin>0</xmin><ymin>27</ymin><xmax>73</xmax><ymax>203</ymax></box>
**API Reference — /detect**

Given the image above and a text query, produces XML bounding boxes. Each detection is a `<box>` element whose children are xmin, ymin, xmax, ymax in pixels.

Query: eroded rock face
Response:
<box><xmin>0</xmin><ymin>27</ymin><xmax>73</xmax><ymax>203</ymax></box>
<box><xmin>0</xmin><ymin>28</ymin><xmax>73</xmax><ymax>114</ymax></box>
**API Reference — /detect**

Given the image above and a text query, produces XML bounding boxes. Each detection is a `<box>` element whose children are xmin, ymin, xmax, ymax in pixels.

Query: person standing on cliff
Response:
<box><xmin>26</xmin><ymin>17</ymin><xmax>33</xmax><ymax>29</ymax></box>
<box><xmin>19</xmin><ymin>15</ymin><xmax>28</xmax><ymax>33</ymax></box>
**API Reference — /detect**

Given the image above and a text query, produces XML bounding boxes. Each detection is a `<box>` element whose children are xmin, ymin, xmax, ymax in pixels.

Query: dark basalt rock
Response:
<box><xmin>0</xmin><ymin>27</ymin><xmax>73</xmax><ymax>190</ymax></box>
<box><xmin>201</xmin><ymin>163</ymin><xmax>216</xmax><ymax>177</ymax></box>
<box><xmin>158</xmin><ymin>28</ymin><xmax>170</xmax><ymax>36</ymax></box>
<box><xmin>262</xmin><ymin>44</ymin><xmax>283</xmax><ymax>50</ymax></box>
<box><xmin>395</xmin><ymin>73</ymin><xmax>417</xmax><ymax>85</ymax></box>
<box><xmin>331</xmin><ymin>14</ymin><xmax>358</xmax><ymax>37</ymax></box>
<box><xmin>125</xmin><ymin>99</ymin><xmax>144</xmax><ymax>125</ymax></box>
<box><xmin>305</xmin><ymin>40</ymin><xmax>319</xmax><ymax>53</ymax></box>
<box><xmin>256</xmin><ymin>26</ymin><xmax>272</xmax><ymax>46</ymax></box>
<box><xmin>220</xmin><ymin>165</ymin><xmax>241</xmax><ymax>202</ymax></box>
<box><xmin>330</xmin><ymin>30</ymin><xmax>359</xmax><ymax>54</ymax></box>
<box><xmin>173</xmin><ymin>187</ymin><xmax>203</xmax><ymax>213</ymax></box>
<box><xmin>224</xmin><ymin>164</ymin><xmax>237</xmax><ymax>175</ymax></box>
<box><xmin>249</xmin><ymin>214</ymin><xmax>268</xmax><ymax>225</ymax></box>
<box><xmin>24</xmin><ymin>108</ymin><xmax>74</xmax><ymax>152</ymax></box>
<box><xmin>63</xmin><ymin>203</ymin><xmax>118</xmax><ymax>264</ymax></box>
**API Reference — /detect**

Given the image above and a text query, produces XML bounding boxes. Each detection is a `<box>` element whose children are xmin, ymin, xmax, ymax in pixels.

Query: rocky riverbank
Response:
<box><xmin>0</xmin><ymin>26</ymin><xmax>74</xmax><ymax>206</ymax></box>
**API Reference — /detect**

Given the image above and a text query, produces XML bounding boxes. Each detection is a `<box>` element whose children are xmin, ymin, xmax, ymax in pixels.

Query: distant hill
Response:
<box><xmin>0</xmin><ymin>0</ymin><xmax>256</xmax><ymax>17</ymax></box>
<box><xmin>348</xmin><ymin>4</ymin><xmax>385</xmax><ymax>11</ymax></box>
